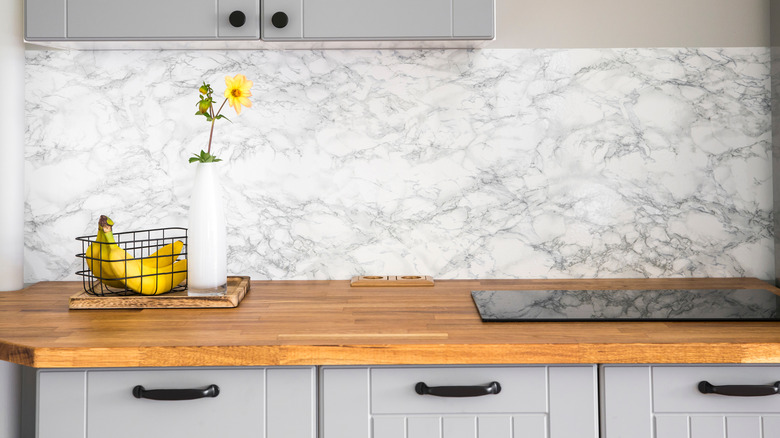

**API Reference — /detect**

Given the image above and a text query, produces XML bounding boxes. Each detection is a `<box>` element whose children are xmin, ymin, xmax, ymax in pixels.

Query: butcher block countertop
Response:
<box><xmin>2</xmin><ymin>278</ymin><xmax>780</xmax><ymax>368</ymax></box>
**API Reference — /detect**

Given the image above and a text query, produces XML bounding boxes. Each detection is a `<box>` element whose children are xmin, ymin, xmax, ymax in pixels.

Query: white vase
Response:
<box><xmin>187</xmin><ymin>162</ymin><xmax>228</xmax><ymax>296</ymax></box>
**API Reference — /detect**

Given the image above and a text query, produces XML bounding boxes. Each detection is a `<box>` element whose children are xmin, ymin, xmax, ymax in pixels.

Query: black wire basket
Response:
<box><xmin>76</xmin><ymin>227</ymin><xmax>188</xmax><ymax>296</ymax></box>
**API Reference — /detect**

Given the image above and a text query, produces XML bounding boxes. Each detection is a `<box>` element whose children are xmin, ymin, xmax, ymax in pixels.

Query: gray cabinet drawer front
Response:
<box><xmin>322</xmin><ymin>365</ymin><xmax>597</xmax><ymax>438</ymax></box>
<box><xmin>371</xmin><ymin>366</ymin><xmax>547</xmax><ymax>414</ymax></box>
<box><xmin>653</xmin><ymin>366</ymin><xmax>780</xmax><ymax>413</ymax></box>
<box><xmin>35</xmin><ymin>367</ymin><xmax>316</xmax><ymax>438</ymax></box>
<box><xmin>87</xmin><ymin>368</ymin><xmax>264</xmax><ymax>437</ymax></box>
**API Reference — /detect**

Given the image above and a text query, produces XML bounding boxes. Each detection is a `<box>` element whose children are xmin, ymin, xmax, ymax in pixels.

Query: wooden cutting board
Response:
<box><xmin>69</xmin><ymin>276</ymin><xmax>250</xmax><ymax>309</ymax></box>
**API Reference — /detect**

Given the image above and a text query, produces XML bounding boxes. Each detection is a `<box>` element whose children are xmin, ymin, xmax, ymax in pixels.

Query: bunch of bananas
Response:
<box><xmin>86</xmin><ymin>215</ymin><xmax>188</xmax><ymax>295</ymax></box>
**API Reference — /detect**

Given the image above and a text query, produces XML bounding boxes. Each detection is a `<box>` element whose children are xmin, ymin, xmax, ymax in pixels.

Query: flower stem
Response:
<box><xmin>206</xmin><ymin>98</ymin><xmax>229</xmax><ymax>155</ymax></box>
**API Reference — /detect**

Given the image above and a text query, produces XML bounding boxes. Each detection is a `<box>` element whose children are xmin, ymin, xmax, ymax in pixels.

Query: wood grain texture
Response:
<box><xmin>350</xmin><ymin>276</ymin><xmax>434</xmax><ymax>287</ymax></box>
<box><xmin>1</xmin><ymin>278</ymin><xmax>780</xmax><ymax>368</ymax></box>
<box><xmin>68</xmin><ymin>276</ymin><xmax>250</xmax><ymax>309</ymax></box>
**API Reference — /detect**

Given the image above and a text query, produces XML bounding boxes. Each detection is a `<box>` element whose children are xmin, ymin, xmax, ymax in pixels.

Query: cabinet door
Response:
<box><xmin>67</xmin><ymin>0</ymin><xmax>218</xmax><ymax>39</ymax></box>
<box><xmin>262</xmin><ymin>0</ymin><xmax>494</xmax><ymax>40</ymax></box>
<box><xmin>35</xmin><ymin>367</ymin><xmax>316</xmax><ymax>438</ymax></box>
<box><xmin>603</xmin><ymin>365</ymin><xmax>780</xmax><ymax>438</ymax></box>
<box><xmin>303</xmin><ymin>0</ymin><xmax>452</xmax><ymax>39</ymax></box>
<box><xmin>31</xmin><ymin>0</ymin><xmax>260</xmax><ymax>40</ymax></box>
<box><xmin>321</xmin><ymin>365</ymin><xmax>598</xmax><ymax>438</ymax></box>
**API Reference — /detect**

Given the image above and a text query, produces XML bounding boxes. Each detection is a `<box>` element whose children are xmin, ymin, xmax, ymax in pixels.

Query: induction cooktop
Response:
<box><xmin>470</xmin><ymin>288</ymin><xmax>780</xmax><ymax>322</ymax></box>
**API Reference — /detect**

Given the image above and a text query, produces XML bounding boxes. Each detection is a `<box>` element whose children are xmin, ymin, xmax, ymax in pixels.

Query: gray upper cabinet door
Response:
<box><xmin>67</xmin><ymin>0</ymin><xmax>218</xmax><ymax>39</ymax></box>
<box><xmin>304</xmin><ymin>0</ymin><xmax>452</xmax><ymax>39</ymax></box>
<box><xmin>263</xmin><ymin>0</ymin><xmax>494</xmax><ymax>40</ymax></box>
<box><xmin>26</xmin><ymin>0</ymin><xmax>260</xmax><ymax>40</ymax></box>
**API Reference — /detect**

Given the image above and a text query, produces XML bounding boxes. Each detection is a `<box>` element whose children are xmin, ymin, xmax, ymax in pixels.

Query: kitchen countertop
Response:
<box><xmin>1</xmin><ymin>278</ymin><xmax>780</xmax><ymax>368</ymax></box>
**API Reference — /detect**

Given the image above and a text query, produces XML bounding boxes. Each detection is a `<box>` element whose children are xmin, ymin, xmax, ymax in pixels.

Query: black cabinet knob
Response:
<box><xmin>229</xmin><ymin>11</ymin><xmax>246</xmax><ymax>28</ymax></box>
<box><xmin>271</xmin><ymin>12</ymin><xmax>288</xmax><ymax>29</ymax></box>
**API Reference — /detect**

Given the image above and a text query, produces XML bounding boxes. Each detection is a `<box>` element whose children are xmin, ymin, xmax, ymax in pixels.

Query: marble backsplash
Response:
<box><xmin>24</xmin><ymin>48</ymin><xmax>772</xmax><ymax>282</ymax></box>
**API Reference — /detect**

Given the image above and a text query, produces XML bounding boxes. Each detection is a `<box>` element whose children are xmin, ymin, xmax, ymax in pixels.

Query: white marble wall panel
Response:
<box><xmin>24</xmin><ymin>48</ymin><xmax>772</xmax><ymax>281</ymax></box>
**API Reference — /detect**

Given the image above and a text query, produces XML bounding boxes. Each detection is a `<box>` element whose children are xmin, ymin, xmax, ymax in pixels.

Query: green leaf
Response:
<box><xmin>189</xmin><ymin>150</ymin><xmax>222</xmax><ymax>164</ymax></box>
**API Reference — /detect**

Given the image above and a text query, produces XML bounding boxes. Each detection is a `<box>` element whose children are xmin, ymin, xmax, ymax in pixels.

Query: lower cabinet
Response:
<box><xmin>35</xmin><ymin>363</ymin><xmax>780</xmax><ymax>437</ymax></box>
<box><xmin>321</xmin><ymin>365</ymin><xmax>599</xmax><ymax>438</ymax></box>
<box><xmin>27</xmin><ymin>366</ymin><xmax>317</xmax><ymax>438</ymax></box>
<box><xmin>602</xmin><ymin>365</ymin><xmax>780</xmax><ymax>438</ymax></box>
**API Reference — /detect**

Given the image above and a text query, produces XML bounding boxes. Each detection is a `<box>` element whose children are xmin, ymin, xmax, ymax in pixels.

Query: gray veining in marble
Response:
<box><xmin>471</xmin><ymin>289</ymin><xmax>779</xmax><ymax>321</ymax></box>
<box><xmin>24</xmin><ymin>48</ymin><xmax>772</xmax><ymax>282</ymax></box>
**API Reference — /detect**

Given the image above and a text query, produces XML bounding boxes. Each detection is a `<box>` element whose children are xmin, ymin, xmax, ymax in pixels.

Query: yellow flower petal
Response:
<box><xmin>224</xmin><ymin>74</ymin><xmax>253</xmax><ymax>114</ymax></box>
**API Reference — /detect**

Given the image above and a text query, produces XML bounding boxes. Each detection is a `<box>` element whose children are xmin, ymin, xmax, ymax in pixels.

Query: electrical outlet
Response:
<box><xmin>350</xmin><ymin>275</ymin><xmax>434</xmax><ymax>287</ymax></box>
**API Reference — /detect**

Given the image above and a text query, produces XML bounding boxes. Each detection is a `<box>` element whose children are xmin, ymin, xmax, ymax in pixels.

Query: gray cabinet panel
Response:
<box><xmin>37</xmin><ymin>371</ymin><xmax>85</xmax><ymax>438</ymax></box>
<box><xmin>66</xmin><ymin>0</ymin><xmax>217</xmax><ymax>38</ymax></box>
<box><xmin>25</xmin><ymin>0</ymin><xmax>65</xmax><ymax>39</ymax></box>
<box><xmin>262</xmin><ymin>0</ymin><xmax>303</xmax><ymax>39</ymax></box>
<box><xmin>218</xmin><ymin>0</ymin><xmax>260</xmax><ymax>38</ymax></box>
<box><xmin>654</xmin><ymin>416</ymin><xmax>688</xmax><ymax>438</ymax></box>
<box><xmin>764</xmin><ymin>417</ymin><xmax>780</xmax><ymax>436</ymax></box>
<box><xmin>602</xmin><ymin>366</ymin><xmax>653</xmax><ymax>438</ymax></box>
<box><xmin>453</xmin><ymin>0</ymin><xmax>493</xmax><ymax>37</ymax></box>
<box><xmin>549</xmin><ymin>366</ymin><xmax>598</xmax><ymax>438</ymax></box>
<box><xmin>726</xmin><ymin>417</ymin><xmax>761</xmax><ymax>437</ymax></box>
<box><xmin>303</xmin><ymin>0</ymin><xmax>452</xmax><ymax>39</ymax></box>
<box><xmin>321</xmin><ymin>367</ymin><xmax>370</xmax><ymax>438</ymax></box>
<box><xmin>478</xmin><ymin>416</ymin><xmax>513</xmax><ymax>437</ymax></box>
<box><xmin>690</xmin><ymin>416</ymin><xmax>724</xmax><ymax>437</ymax></box>
<box><xmin>267</xmin><ymin>367</ymin><xmax>317</xmax><ymax>437</ymax></box>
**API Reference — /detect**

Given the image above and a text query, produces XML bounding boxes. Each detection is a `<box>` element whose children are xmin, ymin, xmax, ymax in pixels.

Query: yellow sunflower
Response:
<box><xmin>224</xmin><ymin>74</ymin><xmax>253</xmax><ymax>115</ymax></box>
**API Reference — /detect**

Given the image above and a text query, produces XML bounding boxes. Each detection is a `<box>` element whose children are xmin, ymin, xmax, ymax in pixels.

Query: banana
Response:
<box><xmin>106</xmin><ymin>253</ymin><xmax>189</xmax><ymax>296</ymax></box>
<box><xmin>142</xmin><ymin>240</ymin><xmax>184</xmax><ymax>269</ymax></box>
<box><xmin>86</xmin><ymin>216</ymin><xmax>187</xmax><ymax>295</ymax></box>
<box><xmin>86</xmin><ymin>216</ymin><xmax>124</xmax><ymax>288</ymax></box>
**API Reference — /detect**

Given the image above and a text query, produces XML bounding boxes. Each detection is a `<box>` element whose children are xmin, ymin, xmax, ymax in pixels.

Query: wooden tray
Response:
<box><xmin>69</xmin><ymin>276</ymin><xmax>250</xmax><ymax>309</ymax></box>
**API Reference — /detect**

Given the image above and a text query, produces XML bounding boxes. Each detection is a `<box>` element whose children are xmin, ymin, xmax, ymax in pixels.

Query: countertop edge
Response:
<box><xmin>5</xmin><ymin>342</ymin><xmax>780</xmax><ymax>368</ymax></box>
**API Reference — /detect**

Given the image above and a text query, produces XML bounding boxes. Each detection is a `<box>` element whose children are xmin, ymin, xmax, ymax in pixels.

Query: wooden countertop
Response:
<box><xmin>2</xmin><ymin>278</ymin><xmax>780</xmax><ymax>368</ymax></box>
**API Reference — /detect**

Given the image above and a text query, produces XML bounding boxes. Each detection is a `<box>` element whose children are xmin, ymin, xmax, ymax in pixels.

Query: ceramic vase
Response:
<box><xmin>187</xmin><ymin>162</ymin><xmax>227</xmax><ymax>296</ymax></box>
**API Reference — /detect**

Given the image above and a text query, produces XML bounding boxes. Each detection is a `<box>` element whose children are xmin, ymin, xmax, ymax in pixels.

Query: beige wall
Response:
<box><xmin>491</xmin><ymin>0</ymin><xmax>769</xmax><ymax>48</ymax></box>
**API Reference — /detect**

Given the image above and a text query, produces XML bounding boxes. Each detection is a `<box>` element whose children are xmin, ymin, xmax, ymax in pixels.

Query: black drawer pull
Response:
<box><xmin>132</xmin><ymin>384</ymin><xmax>220</xmax><ymax>401</ymax></box>
<box><xmin>415</xmin><ymin>381</ymin><xmax>501</xmax><ymax>397</ymax></box>
<box><xmin>698</xmin><ymin>381</ymin><xmax>780</xmax><ymax>397</ymax></box>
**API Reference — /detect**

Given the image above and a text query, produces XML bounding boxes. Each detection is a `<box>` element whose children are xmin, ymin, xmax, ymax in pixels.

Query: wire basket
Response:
<box><xmin>76</xmin><ymin>227</ymin><xmax>188</xmax><ymax>296</ymax></box>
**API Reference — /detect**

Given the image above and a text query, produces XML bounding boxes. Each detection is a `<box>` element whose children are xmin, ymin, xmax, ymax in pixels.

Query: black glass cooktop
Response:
<box><xmin>471</xmin><ymin>289</ymin><xmax>780</xmax><ymax>322</ymax></box>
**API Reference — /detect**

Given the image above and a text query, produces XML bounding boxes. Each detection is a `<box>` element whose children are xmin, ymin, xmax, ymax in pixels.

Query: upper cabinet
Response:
<box><xmin>25</xmin><ymin>0</ymin><xmax>494</xmax><ymax>46</ymax></box>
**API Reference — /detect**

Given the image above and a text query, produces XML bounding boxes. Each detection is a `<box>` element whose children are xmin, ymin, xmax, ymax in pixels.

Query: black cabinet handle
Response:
<box><xmin>415</xmin><ymin>381</ymin><xmax>501</xmax><ymax>397</ymax></box>
<box><xmin>132</xmin><ymin>384</ymin><xmax>220</xmax><ymax>401</ymax></box>
<box><xmin>229</xmin><ymin>11</ymin><xmax>246</xmax><ymax>27</ymax></box>
<box><xmin>271</xmin><ymin>12</ymin><xmax>289</xmax><ymax>29</ymax></box>
<box><xmin>698</xmin><ymin>381</ymin><xmax>780</xmax><ymax>397</ymax></box>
